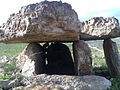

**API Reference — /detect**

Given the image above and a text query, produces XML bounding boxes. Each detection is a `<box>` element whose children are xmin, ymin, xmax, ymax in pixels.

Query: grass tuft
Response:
<box><xmin>108</xmin><ymin>76</ymin><xmax>120</xmax><ymax>90</ymax></box>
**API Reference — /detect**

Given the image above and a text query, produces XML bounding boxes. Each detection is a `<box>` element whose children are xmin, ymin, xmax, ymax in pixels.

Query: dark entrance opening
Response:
<box><xmin>43</xmin><ymin>42</ymin><xmax>75</xmax><ymax>75</ymax></box>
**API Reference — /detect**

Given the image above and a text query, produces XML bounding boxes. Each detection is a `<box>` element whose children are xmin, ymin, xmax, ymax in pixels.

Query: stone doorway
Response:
<box><xmin>44</xmin><ymin>42</ymin><xmax>75</xmax><ymax>75</ymax></box>
<box><xmin>17</xmin><ymin>40</ymin><xmax>92</xmax><ymax>76</ymax></box>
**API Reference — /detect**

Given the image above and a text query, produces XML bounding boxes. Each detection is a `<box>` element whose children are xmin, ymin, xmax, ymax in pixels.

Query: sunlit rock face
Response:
<box><xmin>16</xmin><ymin>43</ymin><xmax>45</xmax><ymax>76</ymax></box>
<box><xmin>81</xmin><ymin>17</ymin><xmax>120</xmax><ymax>40</ymax></box>
<box><xmin>0</xmin><ymin>1</ymin><xmax>80</xmax><ymax>43</ymax></box>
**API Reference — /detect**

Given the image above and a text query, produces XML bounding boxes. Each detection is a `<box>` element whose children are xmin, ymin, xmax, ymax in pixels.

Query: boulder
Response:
<box><xmin>0</xmin><ymin>79</ymin><xmax>20</xmax><ymax>89</ymax></box>
<box><xmin>0</xmin><ymin>1</ymin><xmax>80</xmax><ymax>43</ymax></box>
<box><xmin>16</xmin><ymin>43</ymin><xmax>45</xmax><ymax>76</ymax></box>
<box><xmin>73</xmin><ymin>40</ymin><xmax>92</xmax><ymax>75</ymax></box>
<box><xmin>103</xmin><ymin>39</ymin><xmax>120</xmax><ymax>77</ymax></box>
<box><xmin>81</xmin><ymin>17</ymin><xmax>120</xmax><ymax>40</ymax></box>
<box><xmin>14</xmin><ymin>74</ymin><xmax>111</xmax><ymax>90</ymax></box>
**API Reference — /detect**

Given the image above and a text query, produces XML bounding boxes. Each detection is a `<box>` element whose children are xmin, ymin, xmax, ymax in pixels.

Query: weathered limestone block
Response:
<box><xmin>16</xmin><ymin>43</ymin><xmax>45</xmax><ymax>76</ymax></box>
<box><xmin>81</xmin><ymin>17</ymin><xmax>120</xmax><ymax>40</ymax></box>
<box><xmin>73</xmin><ymin>40</ymin><xmax>92</xmax><ymax>75</ymax></box>
<box><xmin>14</xmin><ymin>74</ymin><xmax>111</xmax><ymax>90</ymax></box>
<box><xmin>0</xmin><ymin>1</ymin><xmax>80</xmax><ymax>43</ymax></box>
<box><xmin>103</xmin><ymin>39</ymin><xmax>120</xmax><ymax>77</ymax></box>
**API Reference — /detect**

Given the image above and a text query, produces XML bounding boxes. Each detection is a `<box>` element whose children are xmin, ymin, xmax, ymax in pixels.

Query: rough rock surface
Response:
<box><xmin>0</xmin><ymin>1</ymin><xmax>80</xmax><ymax>43</ymax></box>
<box><xmin>14</xmin><ymin>74</ymin><xmax>111</xmax><ymax>90</ymax></box>
<box><xmin>16</xmin><ymin>43</ymin><xmax>45</xmax><ymax>76</ymax></box>
<box><xmin>81</xmin><ymin>17</ymin><xmax>120</xmax><ymax>40</ymax></box>
<box><xmin>0</xmin><ymin>79</ymin><xmax>20</xmax><ymax>89</ymax></box>
<box><xmin>73</xmin><ymin>40</ymin><xmax>92</xmax><ymax>75</ymax></box>
<box><xmin>103</xmin><ymin>39</ymin><xmax>120</xmax><ymax>77</ymax></box>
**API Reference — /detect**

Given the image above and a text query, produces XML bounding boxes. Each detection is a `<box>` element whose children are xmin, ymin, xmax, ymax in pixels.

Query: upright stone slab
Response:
<box><xmin>16</xmin><ymin>43</ymin><xmax>45</xmax><ymax>76</ymax></box>
<box><xmin>103</xmin><ymin>39</ymin><xmax>120</xmax><ymax>77</ymax></box>
<box><xmin>73</xmin><ymin>40</ymin><xmax>92</xmax><ymax>75</ymax></box>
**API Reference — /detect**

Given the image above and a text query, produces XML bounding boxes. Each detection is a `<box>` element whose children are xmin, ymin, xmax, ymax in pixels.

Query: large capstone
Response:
<box><xmin>0</xmin><ymin>1</ymin><xmax>80</xmax><ymax>43</ymax></box>
<box><xmin>81</xmin><ymin>17</ymin><xmax>120</xmax><ymax>40</ymax></box>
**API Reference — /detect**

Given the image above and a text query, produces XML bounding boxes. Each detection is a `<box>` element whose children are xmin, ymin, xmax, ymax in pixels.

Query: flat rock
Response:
<box><xmin>0</xmin><ymin>1</ymin><xmax>80</xmax><ymax>43</ymax></box>
<box><xmin>15</xmin><ymin>74</ymin><xmax>111</xmax><ymax>90</ymax></box>
<box><xmin>81</xmin><ymin>17</ymin><xmax>120</xmax><ymax>40</ymax></box>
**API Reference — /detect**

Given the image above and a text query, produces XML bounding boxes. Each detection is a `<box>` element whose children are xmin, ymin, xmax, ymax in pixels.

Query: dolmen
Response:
<box><xmin>0</xmin><ymin>1</ymin><xmax>120</xmax><ymax>77</ymax></box>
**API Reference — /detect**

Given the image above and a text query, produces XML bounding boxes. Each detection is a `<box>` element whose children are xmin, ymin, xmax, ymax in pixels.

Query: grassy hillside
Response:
<box><xmin>0</xmin><ymin>43</ymin><xmax>27</xmax><ymax>56</ymax></box>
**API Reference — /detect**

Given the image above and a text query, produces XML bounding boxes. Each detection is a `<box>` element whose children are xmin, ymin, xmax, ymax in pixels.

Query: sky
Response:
<box><xmin>0</xmin><ymin>0</ymin><xmax>120</xmax><ymax>25</ymax></box>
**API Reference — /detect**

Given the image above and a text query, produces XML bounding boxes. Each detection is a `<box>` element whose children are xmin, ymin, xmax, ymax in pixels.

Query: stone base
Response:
<box><xmin>13</xmin><ymin>74</ymin><xmax>111</xmax><ymax>90</ymax></box>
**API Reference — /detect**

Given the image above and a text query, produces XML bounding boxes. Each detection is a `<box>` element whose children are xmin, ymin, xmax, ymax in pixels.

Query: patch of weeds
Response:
<box><xmin>108</xmin><ymin>76</ymin><xmax>120</xmax><ymax>90</ymax></box>
<box><xmin>0</xmin><ymin>74</ymin><xmax>15</xmax><ymax>80</ymax></box>
<box><xmin>92</xmin><ymin>65</ymin><xmax>107</xmax><ymax>72</ymax></box>
<box><xmin>3</xmin><ymin>60</ymin><xmax>16</xmax><ymax>75</ymax></box>
<box><xmin>0</xmin><ymin>59</ymin><xmax>16</xmax><ymax>80</ymax></box>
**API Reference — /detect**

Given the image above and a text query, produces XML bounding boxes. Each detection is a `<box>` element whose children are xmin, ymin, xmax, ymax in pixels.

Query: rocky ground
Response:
<box><xmin>0</xmin><ymin>74</ymin><xmax>111</xmax><ymax>90</ymax></box>
<box><xmin>0</xmin><ymin>56</ymin><xmax>111</xmax><ymax>90</ymax></box>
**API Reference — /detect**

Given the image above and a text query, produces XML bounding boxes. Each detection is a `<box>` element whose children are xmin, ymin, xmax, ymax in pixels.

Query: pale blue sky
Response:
<box><xmin>0</xmin><ymin>0</ymin><xmax>120</xmax><ymax>25</ymax></box>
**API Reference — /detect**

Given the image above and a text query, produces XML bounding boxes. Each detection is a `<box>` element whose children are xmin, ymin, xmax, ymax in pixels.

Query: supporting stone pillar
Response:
<box><xmin>103</xmin><ymin>39</ymin><xmax>120</xmax><ymax>77</ymax></box>
<box><xmin>16</xmin><ymin>43</ymin><xmax>45</xmax><ymax>76</ymax></box>
<box><xmin>73</xmin><ymin>40</ymin><xmax>92</xmax><ymax>75</ymax></box>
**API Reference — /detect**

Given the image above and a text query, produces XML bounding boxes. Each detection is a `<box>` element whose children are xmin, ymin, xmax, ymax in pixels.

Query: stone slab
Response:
<box><xmin>81</xmin><ymin>17</ymin><xmax>120</xmax><ymax>40</ymax></box>
<box><xmin>0</xmin><ymin>1</ymin><xmax>80</xmax><ymax>43</ymax></box>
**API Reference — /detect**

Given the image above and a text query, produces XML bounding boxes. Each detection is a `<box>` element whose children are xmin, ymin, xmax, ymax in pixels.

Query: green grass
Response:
<box><xmin>91</xmin><ymin>48</ymin><xmax>107</xmax><ymax>69</ymax></box>
<box><xmin>0</xmin><ymin>43</ymin><xmax>27</xmax><ymax>80</ymax></box>
<box><xmin>91</xmin><ymin>45</ymin><xmax>120</xmax><ymax>90</ymax></box>
<box><xmin>0</xmin><ymin>74</ymin><xmax>15</xmax><ymax>80</ymax></box>
<box><xmin>0</xmin><ymin>43</ymin><xmax>27</xmax><ymax>56</ymax></box>
<box><xmin>108</xmin><ymin>77</ymin><xmax>120</xmax><ymax>90</ymax></box>
<box><xmin>3</xmin><ymin>60</ymin><xmax>16</xmax><ymax>75</ymax></box>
